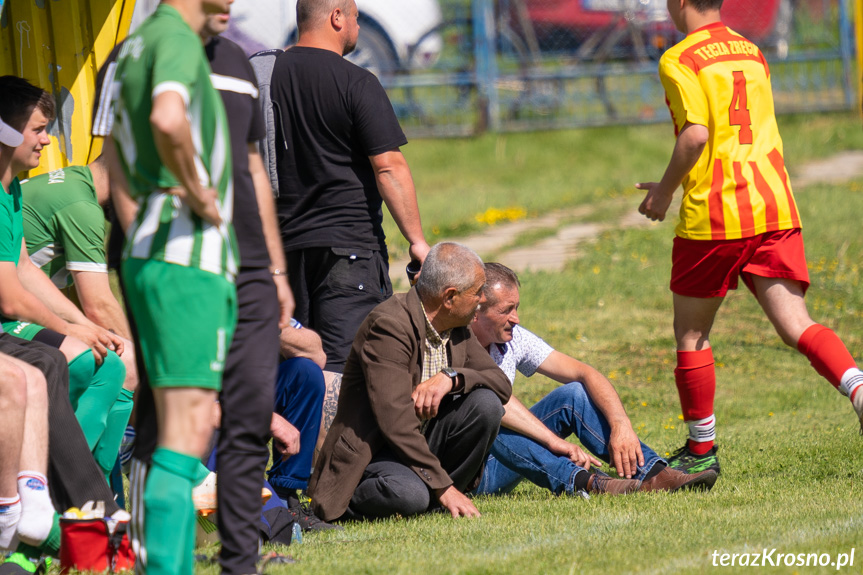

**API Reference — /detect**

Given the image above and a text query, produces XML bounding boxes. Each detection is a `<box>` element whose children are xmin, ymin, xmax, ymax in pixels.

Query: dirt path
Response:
<box><xmin>389</xmin><ymin>151</ymin><xmax>863</xmax><ymax>287</ymax></box>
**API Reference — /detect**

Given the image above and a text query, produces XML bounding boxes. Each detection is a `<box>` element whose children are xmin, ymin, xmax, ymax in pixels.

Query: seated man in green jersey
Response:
<box><xmin>20</xmin><ymin>155</ymin><xmax>138</xmax><ymax>481</ymax></box>
<box><xmin>0</xmin><ymin>75</ymin><xmax>126</xmax><ymax>483</ymax></box>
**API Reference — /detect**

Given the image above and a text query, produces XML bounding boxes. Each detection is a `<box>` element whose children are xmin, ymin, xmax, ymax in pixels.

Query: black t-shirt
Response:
<box><xmin>206</xmin><ymin>36</ymin><xmax>270</xmax><ymax>268</ymax></box>
<box><xmin>270</xmin><ymin>46</ymin><xmax>407</xmax><ymax>252</ymax></box>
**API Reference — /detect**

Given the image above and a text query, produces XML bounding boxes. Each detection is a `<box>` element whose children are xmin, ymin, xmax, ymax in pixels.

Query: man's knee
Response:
<box><xmin>465</xmin><ymin>388</ymin><xmax>505</xmax><ymax>430</ymax></box>
<box><xmin>352</xmin><ymin>475</ymin><xmax>430</xmax><ymax>518</ymax></box>
<box><xmin>276</xmin><ymin>358</ymin><xmax>326</xmax><ymax>402</ymax></box>
<box><xmin>548</xmin><ymin>381</ymin><xmax>591</xmax><ymax>408</ymax></box>
<box><xmin>0</xmin><ymin>360</ymin><xmax>27</xmax><ymax>412</ymax></box>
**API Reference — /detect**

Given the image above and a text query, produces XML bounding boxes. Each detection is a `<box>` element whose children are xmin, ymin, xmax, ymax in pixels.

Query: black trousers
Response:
<box><xmin>0</xmin><ymin>334</ymin><xmax>119</xmax><ymax>515</ymax></box>
<box><xmin>216</xmin><ymin>269</ymin><xmax>279</xmax><ymax>575</ymax></box>
<box><xmin>349</xmin><ymin>389</ymin><xmax>504</xmax><ymax>519</ymax></box>
<box><xmin>287</xmin><ymin>247</ymin><xmax>392</xmax><ymax>372</ymax></box>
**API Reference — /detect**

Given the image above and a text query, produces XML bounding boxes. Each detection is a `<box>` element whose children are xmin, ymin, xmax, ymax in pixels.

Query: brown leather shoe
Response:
<box><xmin>639</xmin><ymin>466</ymin><xmax>718</xmax><ymax>493</ymax></box>
<box><xmin>586</xmin><ymin>473</ymin><xmax>641</xmax><ymax>495</ymax></box>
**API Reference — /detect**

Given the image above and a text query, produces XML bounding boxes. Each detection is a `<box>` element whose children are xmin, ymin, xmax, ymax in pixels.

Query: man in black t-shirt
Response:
<box><xmin>271</xmin><ymin>0</ymin><xmax>431</xmax><ymax>374</ymax></box>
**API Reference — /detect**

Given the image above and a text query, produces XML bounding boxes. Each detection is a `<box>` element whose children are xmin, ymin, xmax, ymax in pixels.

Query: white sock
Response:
<box><xmin>16</xmin><ymin>472</ymin><xmax>54</xmax><ymax>546</ymax></box>
<box><xmin>687</xmin><ymin>415</ymin><xmax>716</xmax><ymax>443</ymax></box>
<box><xmin>840</xmin><ymin>368</ymin><xmax>863</xmax><ymax>400</ymax></box>
<box><xmin>0</xmin><ymin>496</ymin><xmax>21</xmax><ymax>551</ymax></box>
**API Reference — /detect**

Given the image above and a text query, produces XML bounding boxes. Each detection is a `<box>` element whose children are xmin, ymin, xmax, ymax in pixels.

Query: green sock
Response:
<box><xmin>66</xmin><ymin>350</ymin><xmax>96</xmax><ymax>409</ymax></box>
<box><xmin>69</xmin><ymin>352</ymin><xmax>126</xmax><ymax>463</ymax></box>
<box><xmin>144</xmin><ymin>448</ymin><xmax>200</xmax><ymax>575</ymax></box>
<box><xmin>94</xmin><ymin>388</ymin><xmax>135</xmax><ymax>482</ymax></box>
<box><xmin>15</xmin><ymin>513</ymin><xmax>60</xmax><ymax>558</ymax></box>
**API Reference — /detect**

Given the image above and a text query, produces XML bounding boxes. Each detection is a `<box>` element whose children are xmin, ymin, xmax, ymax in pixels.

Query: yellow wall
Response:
<box><xmin>1</xmin><ymin>0</ymin><xmax>134</xmax><ymax>174</ymax></box>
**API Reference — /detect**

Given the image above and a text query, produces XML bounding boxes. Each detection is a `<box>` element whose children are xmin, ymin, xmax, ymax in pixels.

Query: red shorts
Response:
<box><xmin>670</xmin><ymin>228</ymin><xmax>810</xmax><ymax>298</ymax></box>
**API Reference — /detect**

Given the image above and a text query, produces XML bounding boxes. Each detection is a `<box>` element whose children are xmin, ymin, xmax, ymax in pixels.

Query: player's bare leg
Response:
<box><xmin>669</xmin><ymin>294</ymin><xmax>725</xmax><ymax>473</ymax></box>
<box><xmin>3</xmin><ymin>355</ymin><xmax>52</xmax><ymax>548</ymax></box>
<box><xmin>140</xmin><ymin>387</ymin><xmax>217</xmax><ymax>575</ymax></box>
<box><xmin>752</xmin><ymin>275</ymin><xmax>863</xmax><ymax>430</ymax></box>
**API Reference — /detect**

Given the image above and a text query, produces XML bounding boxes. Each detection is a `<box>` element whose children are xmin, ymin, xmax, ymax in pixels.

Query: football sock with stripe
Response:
<box><xmin>797</xmin><ymin>324</ymin><xmax>857</xmax><ymax>389</ymax></box>
<box><xmin>15</xmin><ymin>514</ymin><xmax>60</xmax><ymax>558</ymax></box>
<box><xmin>0</xmin><ymin>496</ymin><xmax>21</xmax><ymax>550</ymax></box>
<box><xmin>675</xmin><ymin>349</ymin><xmax>716</xmax><ymax>455</ymax></box>
<box><xmin>94</xmin><ymin>387</ymin><xmax>135</xmax><ymax>482</ymax></box>
<box><xmin>15</xmin><ymin>473</ymin><xmax>53</xmax><ymax>546</ymax></box>
<box><xmin>67</xmin><ymin>351</ymin><xmax>126</xmax><ymax>471</ymax></box>
<box><xmin>144</xmin><ymin>447</ymin><xmax>201</xmax><ymax>575</ymax></box>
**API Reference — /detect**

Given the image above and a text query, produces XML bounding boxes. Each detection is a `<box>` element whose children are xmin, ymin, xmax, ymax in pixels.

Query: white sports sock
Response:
<box><xmin>840</xmin><ymin>368</ymin><xmax>863</xmax><ymax>400</ymax></box>
<box><xmin>687</xmin><ymin>415</ymin><xmax>716</xmax><ymax>443</ymax></box>
<box><xmin>0</xmin><ymin>496</ymin><xmax>21</xmax><ymax>551</ymax></box>
<box><xmin>16</xmin><ymin>472</ymin><xmax>54</xmax><ymax>546</ymax></box>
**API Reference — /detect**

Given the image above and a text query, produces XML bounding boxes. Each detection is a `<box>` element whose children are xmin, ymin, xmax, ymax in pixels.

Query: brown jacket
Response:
<box><xmin>308</xmin><ymin>287</ymin><xmax>512</xmax><ymax>521</ymax></box>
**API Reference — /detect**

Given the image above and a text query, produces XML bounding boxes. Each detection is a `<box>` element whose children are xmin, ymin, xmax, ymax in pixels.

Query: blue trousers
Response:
<box><xmin>475</xmin><ymin>381</ymin><xmax>664</xmax><ymax>496</ymax></box>
<box><xmin>267</xmin><ymin>357</ymin><xmax>325</xmax><ymax>493</ymax></box>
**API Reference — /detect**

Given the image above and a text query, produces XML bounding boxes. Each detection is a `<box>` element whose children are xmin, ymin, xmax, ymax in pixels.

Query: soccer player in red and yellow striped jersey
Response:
<box><xmin>637</xmin><ymin>0</ymin><xmax>863</xmax><ymax>475</ymax></box>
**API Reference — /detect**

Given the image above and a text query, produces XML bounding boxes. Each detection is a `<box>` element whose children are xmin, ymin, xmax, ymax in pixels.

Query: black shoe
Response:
<box><xmin>667</xmin><ymin>444</ymin><xmax>721</xmax><ymax>474</ymax></box>
<box><xmin>286</xmin><ymin>492</ymin><xmax>343</xmax><ymax>532</ymax></box>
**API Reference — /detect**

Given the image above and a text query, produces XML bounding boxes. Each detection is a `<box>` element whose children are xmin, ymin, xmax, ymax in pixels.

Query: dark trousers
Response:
<box><xmin>287</xmin><ymin>247</ymin><xmax>392</xmax><ymax>372</ymax></box>
<box><xmin>349</xmin><ymin>389</ymin><xmax>504</xmax><ymax>519</ymax></box>
<box><xmin>267</xmin><ymin>358</ymin><xmax>325</xmax><ymax>494</ymax></box>
<box><xmin>216</xmin><ymin>269</ymin><xmax>280</xmax><ymax>575</ymax></box>
<box><xmin>0</xmin><ymin>334</ymin><xmax>119</xmax><ymax>515</ymax></box>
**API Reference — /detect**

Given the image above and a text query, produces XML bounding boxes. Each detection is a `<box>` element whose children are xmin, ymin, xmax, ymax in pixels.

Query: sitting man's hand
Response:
<box><xmin>411</xmin><ymin>372</ymin><xmax>453</xmax><ymax>420</ymax></box>
<box><xmin>608</xmin><ymin>420</ymin><xmax>644</xmax><ymax>479</ymax></box>
<box><xmin>434</xmin><ymin>485</ymin><xmax>480</xmax><ymax>518</ymax></box>
<box><xmin>66</xmin><ymin>324</ymin><xmax>123</xmax><ymax>365</ymax></box>
<box><xmin>548</xmin><ymin>436</ymin><xmax>602</xmax><ymax>471</ymax></box>
<box><xmin>271</xmin><ymin>413</ymin><xmax>300</xmax><ymax>460</ymax></box>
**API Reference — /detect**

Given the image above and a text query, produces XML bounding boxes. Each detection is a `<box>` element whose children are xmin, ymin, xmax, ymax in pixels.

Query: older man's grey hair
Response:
<box><xmin>296</xmin><ymin>0</ymin><xmax>350</xmax><ymax>34</ymax></box>
<box><xmin>416</xmin><ymin>242</ymin><xmax>484</xmax><ymax>299</ymax></box>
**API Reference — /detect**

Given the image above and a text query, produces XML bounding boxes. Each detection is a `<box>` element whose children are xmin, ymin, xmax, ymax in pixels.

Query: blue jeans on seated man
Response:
<box><xmin>474</xmin><ymin>381</ymin><xmax>664</xmax><ymax>496</ymax></box>
<box><xmin>267</xmin><ymin>357</ymin><xmax>325</xmax><ymax>500</ymax></box>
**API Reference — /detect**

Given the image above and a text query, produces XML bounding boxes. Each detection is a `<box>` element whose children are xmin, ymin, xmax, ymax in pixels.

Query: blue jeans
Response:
<box><xmin>475</xmin><ymin>381</ymin><xmax>664</xmax><ymax>496</ymax></box>
<box><xmin>267</xmin><ymin>358</ymin><xmax>325</xmax><ymax>493</ymax></box>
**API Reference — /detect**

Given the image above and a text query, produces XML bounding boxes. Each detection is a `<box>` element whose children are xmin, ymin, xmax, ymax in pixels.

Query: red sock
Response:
<box><xmin>796</xmin><ymin>324</ymin><xmax>857</xmax><ymax>389</ymax></box>
<box><xmin>675</xmin><ymin>349</ymin><xmax>716</xmax><ymax>454</ymax></box>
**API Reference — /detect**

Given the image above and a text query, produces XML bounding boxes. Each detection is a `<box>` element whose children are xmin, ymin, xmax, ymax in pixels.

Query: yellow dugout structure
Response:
<box><xmin>0</xmin><ymin>0</ymin><xmax>135</xmax><ymax>175</ymax></box>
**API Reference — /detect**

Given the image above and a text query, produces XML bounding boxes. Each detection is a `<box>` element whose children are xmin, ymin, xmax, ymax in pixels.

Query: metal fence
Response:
<box><xmin>384</xmin><ymin>0</ymin><xmax>856</xmax><ymax>137</ymax></box>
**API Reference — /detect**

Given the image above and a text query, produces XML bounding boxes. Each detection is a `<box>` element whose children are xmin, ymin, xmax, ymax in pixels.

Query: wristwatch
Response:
<box><xmin>440</xmin><ymin>366</ymin><xmax>458</xmax><ymax>388</ymax></box>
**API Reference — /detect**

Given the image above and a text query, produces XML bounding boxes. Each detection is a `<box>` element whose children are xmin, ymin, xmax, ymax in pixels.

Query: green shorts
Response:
<box><xmin>121</xmin><ymin>258</ymin><xmax>237</xmax><ymax>390</ymax></box>
<box><xmin>1</xmin><ymin>320</ymin><xmax>44</xmax><ymax>341</ymax></box>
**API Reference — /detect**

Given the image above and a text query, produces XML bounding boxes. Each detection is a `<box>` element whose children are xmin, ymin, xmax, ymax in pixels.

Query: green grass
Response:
<box><xmin>33</xmin><ymin>112</ymin><xmax>863</xmax><ymax>574</ymax></box>
<box><xmin>242</xmin><ymin>152</ymin><xmax>863</xmax><ymax>574</ymax></box>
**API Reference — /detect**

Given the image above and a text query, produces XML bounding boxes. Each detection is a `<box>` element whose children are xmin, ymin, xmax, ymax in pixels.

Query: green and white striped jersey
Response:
<box><xmin>111</xmin><ymin>3</ymin><xmax>237</xmax><ymax>280</ymax></box>
<box><xmin>21</xmin><ymin>166</ymin><xmax>107</xmax><ymax>288</ymax></box>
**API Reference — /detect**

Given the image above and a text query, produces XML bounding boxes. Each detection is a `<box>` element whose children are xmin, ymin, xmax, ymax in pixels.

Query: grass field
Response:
<box><xmin>45</xmin><ymin>112</ymin><xmax>863</xmax><ymax>574</ymax></box>
<box><xmin>253</xmin><ymin>112</ymin><xmax>863</xmax><ymax>574</ymax></box>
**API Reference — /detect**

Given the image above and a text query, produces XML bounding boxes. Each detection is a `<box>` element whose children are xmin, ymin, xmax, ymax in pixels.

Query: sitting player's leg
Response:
<box><xmin>752</xmin><ymin>275</ymin><xmax>863</xmax><ymax>423</ymax></box>
<box><xmin>670</xmin><ymin>293</ymin><xmax>725</xmax><ymax>473</ymax></box>
<box><xmin>59</xmin><ymin>336</ymin><xmax>126</xmax><ymax>474</ymax></box>
<box><xmin>0</xmin><ymin>355</ymin><xmax>27</xmax><ymax>550</ymax></box>
<box><xmin>6</xmin><ymin>355</ymin><xmax>52</xmax><ymax>547</ymax></box>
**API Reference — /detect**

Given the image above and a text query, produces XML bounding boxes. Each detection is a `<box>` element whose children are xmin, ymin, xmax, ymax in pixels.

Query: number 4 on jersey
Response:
<box><xmin>729</xmin><ymin>71</ymin><xmax>753</xmax><ymax>145</ymax></box>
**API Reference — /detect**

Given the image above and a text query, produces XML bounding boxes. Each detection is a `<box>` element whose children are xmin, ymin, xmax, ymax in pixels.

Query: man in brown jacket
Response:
<box><xmin>309</xmin><ymin>242</ymin><xmax>511</xmax><ymax>520</ymax></box>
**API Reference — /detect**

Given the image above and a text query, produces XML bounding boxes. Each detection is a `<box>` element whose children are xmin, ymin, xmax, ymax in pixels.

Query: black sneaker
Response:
<box><xmin>286</xmin><ymin>492</ymin><xmax>343</xmax><ymax>532</ymax></box>
<box><xmin>667</xmin><ymin>444</ymin><xmax>721</xmax><ymax>474</ymax></box>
